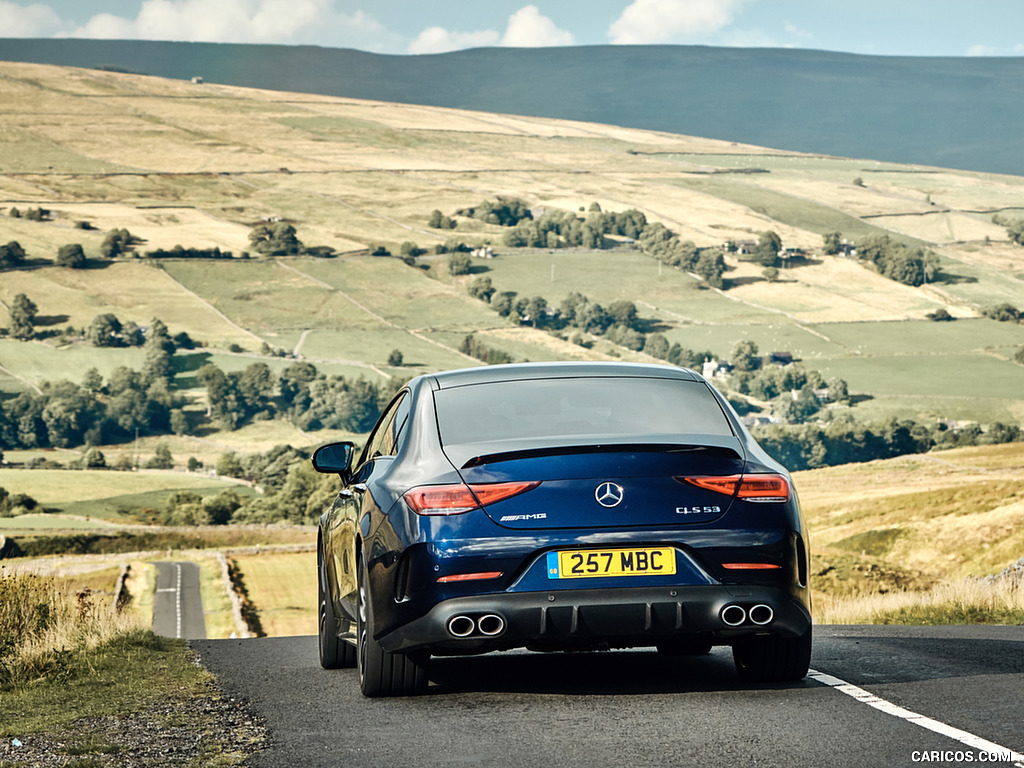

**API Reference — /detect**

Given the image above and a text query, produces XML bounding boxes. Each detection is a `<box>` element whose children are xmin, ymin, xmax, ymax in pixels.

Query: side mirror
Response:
<box><xmin>311</xmin><ymin>441</ymin><xmax>356</xmax><ymax>478</ymax></box>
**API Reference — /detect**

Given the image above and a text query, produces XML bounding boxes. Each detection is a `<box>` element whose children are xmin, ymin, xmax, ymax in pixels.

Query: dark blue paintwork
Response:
<box><xmin>314</xmin><ymin>362</ymin><xmax>812</xmax><ymax>691</ymax></box>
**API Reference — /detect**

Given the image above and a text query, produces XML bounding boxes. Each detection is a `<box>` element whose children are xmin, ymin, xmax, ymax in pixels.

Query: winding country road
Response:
<box><xmin>193</xmin><ymin>625</ymin><xmax>1023</xmax><ymax>768</ymax></box>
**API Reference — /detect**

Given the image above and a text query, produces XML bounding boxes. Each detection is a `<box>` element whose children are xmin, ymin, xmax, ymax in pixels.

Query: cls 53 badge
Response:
<box><xmin>676</xmin><ymin>505</ymin><xmax>722</xmax><ymax>515</ymax></box>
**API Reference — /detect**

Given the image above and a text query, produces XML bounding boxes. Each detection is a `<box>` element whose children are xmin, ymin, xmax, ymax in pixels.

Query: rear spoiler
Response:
<box><xmin>449</xmin><ymin>436</ymin><xmax>745</xmax><ymax>470</ymax></box>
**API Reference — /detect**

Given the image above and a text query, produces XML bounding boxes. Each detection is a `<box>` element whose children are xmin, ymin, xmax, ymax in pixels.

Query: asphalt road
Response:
<box><xmin>193</xmin><ymin>625</ymin><xmax>1023</xmax><ymax>768</ymax></box>
<box><xmin>152</xmin><ymin>561</ymin><xmax>207</xmax><ymax>640</ymax></box>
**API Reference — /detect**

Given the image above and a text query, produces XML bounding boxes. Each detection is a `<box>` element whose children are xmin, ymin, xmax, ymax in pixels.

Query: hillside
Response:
<box><xmin>1</xmin><ymin>40</ymin><xmax>1024</xmax><ymax>176</ymax></box>
<box><xmin>1</xmin><ymin>61</ymin><xmax>1023</xmax><ymax>439</ymax></box>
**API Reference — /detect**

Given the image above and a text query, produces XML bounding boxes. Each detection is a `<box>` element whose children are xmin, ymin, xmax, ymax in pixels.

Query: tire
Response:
<box><xmin>319</xmin><ymin>548</ymin><xmax>356</xmax><ymax>669</ymax></box>
<box><xmin>732</xmin><ymin>626</ymin><xmax>812</xmax><ymax>683</ymax></box>
<box><xmin>357</xmin><ymin>558</ymin><xmax>429</xmax><ymax>697</ymax></box>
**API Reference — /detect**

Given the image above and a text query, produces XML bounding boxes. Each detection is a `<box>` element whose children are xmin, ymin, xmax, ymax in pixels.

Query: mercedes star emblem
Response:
<box><xmin>595</xmin><ymin>481</ymin><xmax>625</xmax><ymax>508</ymax></box>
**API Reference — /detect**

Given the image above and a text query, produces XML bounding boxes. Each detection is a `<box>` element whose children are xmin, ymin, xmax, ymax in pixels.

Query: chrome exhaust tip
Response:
<box><xmin>749</xmin><ymin>604</ymin><xmax>774</xmax><ymax>626</ymax></box>
<box><xmin>477</xmin><ymin>614</ymin><xmax>505</xmax><ymax>636</ymax></box>
<box><xmin>447</xmin><ymin>615</ymin><xmax>475</xmax><ymax>637</ymax></box>
<box><xmin>721</xmin><ymin>604</ymin><xmax>747</xmax><ymax>627</ymax></box>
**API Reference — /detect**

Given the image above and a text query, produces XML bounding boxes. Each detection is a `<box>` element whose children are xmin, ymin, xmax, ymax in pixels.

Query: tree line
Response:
<box><xmin>823</xmin><ymin>232</ymin><xmax>939</xmax><ymax>287</ymax></box>
<box><xmin>463</xmin><ymin>275</ymin><xmax>712</xmax><ymax>366</ymax></box>
<box><xmin>754</xmin><ymin>416</ymin><xmax>1023</xmax><ymax>472</ymax></box>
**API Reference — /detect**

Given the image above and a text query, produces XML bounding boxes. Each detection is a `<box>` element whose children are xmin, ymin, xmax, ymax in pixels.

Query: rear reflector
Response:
<box><xmin>437</xmin><ymin>571</ymin><xmax>503</xmax><ymax>583</ymax></box>
<box><xmin>404</xmin><ymin>481</ymin><xmax>540</xmax><ymax>516</ymax></box>
<box><xmin>677</xmin><ymin>474</ymin><xmax>790</xmax><ymax>503</ymax></box>
<box><xmin>721</xmin><ymin>563</ymin><xmax>783</xmax><ymax>570</ymax></box>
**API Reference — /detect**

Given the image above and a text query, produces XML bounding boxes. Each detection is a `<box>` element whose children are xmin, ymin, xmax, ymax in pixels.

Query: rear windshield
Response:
<box><xmin>434</xmin><ymin>376</ymin><xmax>734</xmax><ymax>448</ymax></box>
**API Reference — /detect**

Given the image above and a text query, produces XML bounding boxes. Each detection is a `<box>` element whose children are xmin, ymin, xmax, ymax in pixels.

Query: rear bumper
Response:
<box><xmin>378</xmin><ymin>584</ymin><xmax>811</xmax><ymax>654</ymax></box>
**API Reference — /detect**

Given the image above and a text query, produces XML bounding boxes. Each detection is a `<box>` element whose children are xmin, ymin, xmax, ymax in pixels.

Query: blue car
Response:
<box><xmin>313</xmin><ymin>362</ymin><xmax>811</xmax><ymax>697</ymax></box>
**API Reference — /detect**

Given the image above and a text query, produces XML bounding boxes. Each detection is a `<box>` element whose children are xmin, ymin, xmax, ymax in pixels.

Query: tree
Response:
<box><xmin>145</xmin><ymin>443</ymin><xmax>174</xmax><ymax>469</ymax></box>
<box><xmin>100</xmin><ymin>229</ymin><xmax>135</xmax><ymax>258</ymax></box>
<box><xmin>9</xmin><ymin>293</ymin><xmax>38</xmax><ymax>340</ymax></box>
<box><xmin>754</xmin><ymin>231</ymin><xmax>782</xmax><ymax>267</ymax></box>
<box><xmin>644</xmin><ymin>333</ymin><xmax>670</xmax><ymax>360</ymax></box>
<box><xmin>56</xmin><ymin>243</ymin><xmax>87</xmax><ymax>268</ymax></box>
<box><xmin>695</xmin><ymin>250</ymin><xmax>726</xmax><ymax>288</ymax></box>
<box><xmin>399</xmin><ymin>241</ymin><xmax>424</xmax><ymax>261</ymax></box>
<box><xmin>122</xmin><ymin>321</ymin><xmax>145</xmax><ymax>347</ymax></box>
<box><xmin>86</xmin><ymin>313</ymin><xmax>123</xmax><ymax>347</ymax></box>
<box><xmin>204</xmin><ymin>489</ymin><xmax>245</xmax><ymax>525</ymax></box>
<box><xmin>170</xmin><ymin>409</ymin><xmax>190</xmax><ymax>436</ymax></box>
<box><xmin>731</xmin><ymin>340</ymin><xmax>760</xmax><ymax>372</ymax></box>
<box><xmin>1003</xmin><ymin>218</ymin><xmax>1024</xmax><ymax>246</ymax></box>
<box><xmin>822</xmin><ymin>232</ymin><xmax>842</xmax><ymax>255</ymax></box>
<box><xmin>82</xmin><ymin>367</ymin><xmax>104</xmax><ymax>393</ymax></box>
<box><xmin>448</xmin><ymin>252</ymin><xmax>472</xmax><ymax>276</ymax></box>
<box><xmin>0</xmin><ymin>241</ymin><xmax>27</xmax><ymax>269</ymax></box>
<box><xmin>607</xmin><ymin>300</ymin><xmax>639</xmax><ymax>329</ymax></box>
<box><xmin>216</xmin><ymin>452</ymin><xmax>244</xmax><ymax>478</ymax></box>
<box><xmin>467</xmin><ymin>276</ymin><xmax>496</xmax><ymax>302</ymax></box>
<box><xmin>83</xmin><ymin>447</ymin><xmax>106</xmax><ymax>468</ymax></box>
<box><xmin>826</xmin><ymin>377</ymin><xmax>850</xmax><ymax>404</ymax></box>
<box><xmin>249</xmin><ymin>222</ymin><xmax>303</xmax><ymax>256</ymax></box>
<box><xmin>387</xmin><ymin>349</ymin><xmax>404</xmax><ymax>367</ymax></box>
<box><xmin>982</xmin><ymin>303</ymin><xmax>1020</xmax><ymax>323</ymax></box>
<box><xmin>926</xmin><ymin>308</ymin><xmax>954</xmax><ymax>322</ymax></box>
<box><xmin>428</xmin><ymin>210</ymin><xmax>455</xmax><ymax>229</ymax></box>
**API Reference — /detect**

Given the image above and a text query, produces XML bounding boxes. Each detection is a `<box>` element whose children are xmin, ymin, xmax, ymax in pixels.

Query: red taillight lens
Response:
<box><xmin>737</xmin><ymin>475</ymin><xmax>790</xmax><ymax>502</ymax></box>
<box><xmin>678</xmin><ymin>474</ymin><xmax>790</xmax><ymax>503</ymax></box>
<box><xmin>404</xmin><ymin>481</ymin><xmax>540</xmax><ymax>516</ymax></box>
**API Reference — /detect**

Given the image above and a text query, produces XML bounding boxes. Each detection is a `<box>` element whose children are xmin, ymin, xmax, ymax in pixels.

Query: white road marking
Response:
<box><xmin>809</xmin><ymin>669</ymin><xmax>1024</xmax><ymax>766</ymax></box>
<box><xmin>174</xmin><ymin>563</ymin><xmax>183</xmax><ymax>639</ymax></box>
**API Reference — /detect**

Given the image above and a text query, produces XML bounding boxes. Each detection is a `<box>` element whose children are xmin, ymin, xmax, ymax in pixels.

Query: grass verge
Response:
<box><xmin>816</xmin><ymin>574</ymin><xmax>1024</xmax><ymax>625</ymax></box>
<box><xmin>0</xmin><ymin>568</ymin><xmax>265</xmax><ymax>765</ymax></box>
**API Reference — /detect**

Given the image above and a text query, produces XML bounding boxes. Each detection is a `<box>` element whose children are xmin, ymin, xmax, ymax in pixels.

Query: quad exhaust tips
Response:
<box><xmin>446</xmin><ymin>613</ymin><xmax>506</xmax><ymax>638</ymax></box>
<box><xmin>720</xmin><ymin>603</ymin><xmax>774</xmax><ymax>627</ymax></box>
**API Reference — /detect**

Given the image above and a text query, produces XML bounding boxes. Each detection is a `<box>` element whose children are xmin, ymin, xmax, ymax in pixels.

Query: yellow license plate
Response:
<box><xmin>547</xmin><ymin>548</ymin><xmax>676</xmax><ymax>579</ymax></box>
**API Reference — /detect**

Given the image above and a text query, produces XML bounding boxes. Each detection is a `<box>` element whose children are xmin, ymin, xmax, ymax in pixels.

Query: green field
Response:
<box><xmin>0</xmin><ymin>61</ymin><xmax>1023</xmax><ymax>456</ymax></box>
<box><xmin>0</xmin><ymin>468</ymin><xmax>258</xmax><ymax>522</ymax></box>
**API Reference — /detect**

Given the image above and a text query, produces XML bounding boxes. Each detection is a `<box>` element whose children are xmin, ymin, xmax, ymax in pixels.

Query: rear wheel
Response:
<box><xmin>732</xmin><ymin>626</ymin><xmax>811</xmax><ymax>683</ymax></box>
<box><xmin>357</xmin><ymin>558</ymin><xmax>429</xmax><ymax>697</ymax></box>
<box><xmin>318</xmin><ymin>547</ymin><xmax>355</xmax><ymax>669</ymax></box>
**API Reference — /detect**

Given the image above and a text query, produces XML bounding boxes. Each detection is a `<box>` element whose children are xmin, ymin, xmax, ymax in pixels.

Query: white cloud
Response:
<box><xmin>783</xmin><ymin>21</ymin><xmax>814</xmax><ymax>42</ymax></box>
<box><xmin>500</xmin><ymin>5</ymin><xmax>573</xmax><ymax>48</ymax></box>
<box><xmin>409</xmin><ymin>26</ymin><xmax>499</xmax><ymax>55</ymax></box>
<box><xmin>0</xmin><ymin>0</ymin><xmax>62</xmax><ymax>36</ymax></box>
<box><xmin>608</xmin><ymin>0</ymin><xmax>748</xmax><ymax>45</ymax></box>
<box><xmin>966</xmin><ymin>44</ymin><xmax>997</xmax><ymax>57</ymax></box>
<box><xmin>59</xmin><ymin>0</ymin><xmax>395</xmax><ymax>47</ymax></box>
<box><xmin>409</xmin><ymin>5</ymin><xmax>571</xmax><ymax>55</ymax></box>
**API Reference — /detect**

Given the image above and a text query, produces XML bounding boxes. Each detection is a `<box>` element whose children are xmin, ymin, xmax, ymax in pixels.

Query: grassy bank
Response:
<box><xmin>0</xmin><ymin>566</ymin><xmax>265</xmax><ymax>764</ymax></box>
<box><xmin>817</xmin><ymin>573</ymin><xmax>1024</xmax><ymax>625</ymax></box>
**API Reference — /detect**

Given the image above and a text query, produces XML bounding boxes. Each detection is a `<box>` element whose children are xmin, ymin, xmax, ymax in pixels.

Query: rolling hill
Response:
<box><xmin>1</xmin><ymin>60</ymin><xmax>1023</xmax><ymax>440</ymax></box>
<box><xmin>0</xmin><ymin>62</ymin><xmax>1022</xmax><ymax>619</ymax></box>
<box><xmin>1</xmin><ymin>39</ymin><xmax>1024</xmax><ymax>176</ymax></box>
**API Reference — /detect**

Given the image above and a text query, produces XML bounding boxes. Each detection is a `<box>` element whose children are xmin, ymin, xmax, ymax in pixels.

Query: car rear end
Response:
<box><xmin>381</xmin><ymin>364</ymin><xmax>811</xmax><ymax>678</ymax></box>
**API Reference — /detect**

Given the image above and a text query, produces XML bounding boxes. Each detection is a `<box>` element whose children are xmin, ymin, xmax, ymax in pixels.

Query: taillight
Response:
<box><xmin>677</xmin><ymin>474</ymin><xmax>790</xmax><ymax>503</ymax></box>
<box><xmin>404</xmin><ymin>481</ymin><xmax>540</xmax><ymax>516</ymax></box>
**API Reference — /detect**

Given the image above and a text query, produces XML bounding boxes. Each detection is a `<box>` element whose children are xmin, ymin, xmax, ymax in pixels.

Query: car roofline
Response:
<box><xmin>428</xmin><ymin>361</ymin><xmax>700</xmax><ymax>389</ymax></box>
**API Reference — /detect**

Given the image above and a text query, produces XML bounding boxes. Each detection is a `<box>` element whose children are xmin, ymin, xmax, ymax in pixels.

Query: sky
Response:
<box><xmin>1</xmin><ymin>0</ymin><xmax>1023</xmax><ymax>57</ymax></box>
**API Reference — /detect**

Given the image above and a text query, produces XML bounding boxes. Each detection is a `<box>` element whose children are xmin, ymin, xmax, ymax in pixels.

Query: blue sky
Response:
<box><xmin>2</xmin><ymin>0</ymin><xmax>1023</xmax><ymax>57</ymax></box>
